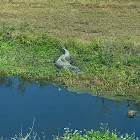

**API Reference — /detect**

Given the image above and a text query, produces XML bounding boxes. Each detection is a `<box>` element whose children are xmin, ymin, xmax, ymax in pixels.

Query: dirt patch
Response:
<box><xmin>74</xmin><ymin>28</ymin><xmax>102</xmax><ymax>34</ymax></box>
<box><xmin>73</xmin><ymin>21</ymin><xmax>89</xmax><ymax>25</ymax></box>
<box><xmin>9</xmin><ymin>1</ymin><xmax>54</xmax><ymax>8</ymax></box>
<box><xmin>69</xmin><ymin>2</ymin><xmax>140</xmax><ymax>9</ymax></box>
<box><xmin>0</xmin><ymin>13</ymin><xmax>18</xmax><ymax>19</ymax></box>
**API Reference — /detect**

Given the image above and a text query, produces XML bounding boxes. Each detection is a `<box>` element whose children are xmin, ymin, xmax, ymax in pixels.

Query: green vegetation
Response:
<box><xmin>0</xmin><ymin>23</ymin><xmax>139</xmax><ymax>100</ymax></box>
<box><xmin>1</xmin><ymin>124</ymin><xmax>139</xmax><ymax>140</ymax></box>
<box><xmin>54</xmin><ymin>130</ymin><xmax>138</xmax><ymax>140</ymax></box>
<box><xmin>54</xmin><ymin>125</ymin><xmax>139</xmax><ymax>140</ymax></box>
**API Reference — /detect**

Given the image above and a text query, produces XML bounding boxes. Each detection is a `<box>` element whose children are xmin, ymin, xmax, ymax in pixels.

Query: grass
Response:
<box><xmin>0</xmin><ymin>0</ymin><xmax>140</xmax><ymax>44</ymax></box>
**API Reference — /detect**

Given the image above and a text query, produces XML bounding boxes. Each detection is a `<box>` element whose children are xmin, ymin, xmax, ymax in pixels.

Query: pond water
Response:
<box><xmin>0</xmin><ymin>78</ymin><xmax>140</xmax><ymax>139</ymax></box>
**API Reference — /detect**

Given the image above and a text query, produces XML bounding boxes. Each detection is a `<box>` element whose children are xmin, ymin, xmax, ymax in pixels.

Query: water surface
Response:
<box><xmin>0</xmin><ymin>78</ymin><xmax>140</xmax><ymax>139</ymax></box>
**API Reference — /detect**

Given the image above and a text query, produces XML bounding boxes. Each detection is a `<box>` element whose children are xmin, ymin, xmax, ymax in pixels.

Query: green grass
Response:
<box><xmin>0</xmin><ymin>23</ymin><xmax>139</xmax><ymax>101</ymax></box>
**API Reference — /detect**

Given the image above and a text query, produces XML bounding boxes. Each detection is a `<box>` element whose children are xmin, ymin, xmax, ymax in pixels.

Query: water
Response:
<box><xmin>0</xmin><ymin>78</ymin><xmax>140</xmax><ymax>139</ymax></box>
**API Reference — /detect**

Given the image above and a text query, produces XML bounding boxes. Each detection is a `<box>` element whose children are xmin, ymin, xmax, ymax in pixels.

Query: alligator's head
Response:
<box><xmin>60</xmin><ymin>47</ymin><xmax>66</xmax><ymax>54</ymax></box>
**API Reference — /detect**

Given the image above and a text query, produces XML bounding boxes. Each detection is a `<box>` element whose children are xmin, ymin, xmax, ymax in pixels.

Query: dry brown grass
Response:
<box><xmin>0</xmin><ymin>0</ymin><xmax>140</xmax><ymax>44</ymax></box>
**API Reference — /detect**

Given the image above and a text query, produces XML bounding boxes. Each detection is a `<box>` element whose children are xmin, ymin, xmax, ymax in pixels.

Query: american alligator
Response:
<box><xmin>55</xmin><ymin>47</ymin><xmax>83</xmax><ymax>74</ymax></box>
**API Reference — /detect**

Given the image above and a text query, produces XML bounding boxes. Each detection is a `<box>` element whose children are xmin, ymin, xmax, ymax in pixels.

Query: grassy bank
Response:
<box><xmin>0</xmin><ymin>24</ymin><xmax>139</xmax><ymax>101</ymax></box>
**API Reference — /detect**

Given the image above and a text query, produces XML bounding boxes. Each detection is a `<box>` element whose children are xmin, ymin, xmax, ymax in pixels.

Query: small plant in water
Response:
<box><xmin>11</xmin><ymin>117</ymin><xmax>37</xmax><ymax>140</ymax></box>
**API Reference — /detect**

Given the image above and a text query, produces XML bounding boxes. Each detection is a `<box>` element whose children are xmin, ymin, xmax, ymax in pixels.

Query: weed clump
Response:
<box><xmin>54</xmin><ymin>127</ymin><xmax>139</xmax><ymax>140</ymax></box>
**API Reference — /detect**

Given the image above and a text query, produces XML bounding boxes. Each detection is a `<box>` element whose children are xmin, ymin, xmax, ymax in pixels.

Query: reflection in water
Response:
<box><xmin>0</xmin><ymin>76</ymin><xmax>139</xmax><ymax>107</ymax></box>
<box><xmin>0</xmin><ymin>76</ymin><xmax>52</xmax><ymax>95</ymax></box>
<box><xmin>0</xmin><ymin>76</ymin><xmax>36</xmax><ymax>95</ymax></box>
<box><xmin>0</xmin><ymin>77</ymin><xmax>140</xmax><ymax>139</ymax></box>
<box><xmin>0</xmin><ymin>77</ymin><xmax>26</xmax><ymax>95</ymax></box>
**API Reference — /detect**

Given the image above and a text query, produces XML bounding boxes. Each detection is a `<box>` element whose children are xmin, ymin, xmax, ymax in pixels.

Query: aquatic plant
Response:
<box><xmin>11</xmin><ymin>117</ymin><xmax>36</xmax><ymax>140</ymax></box>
